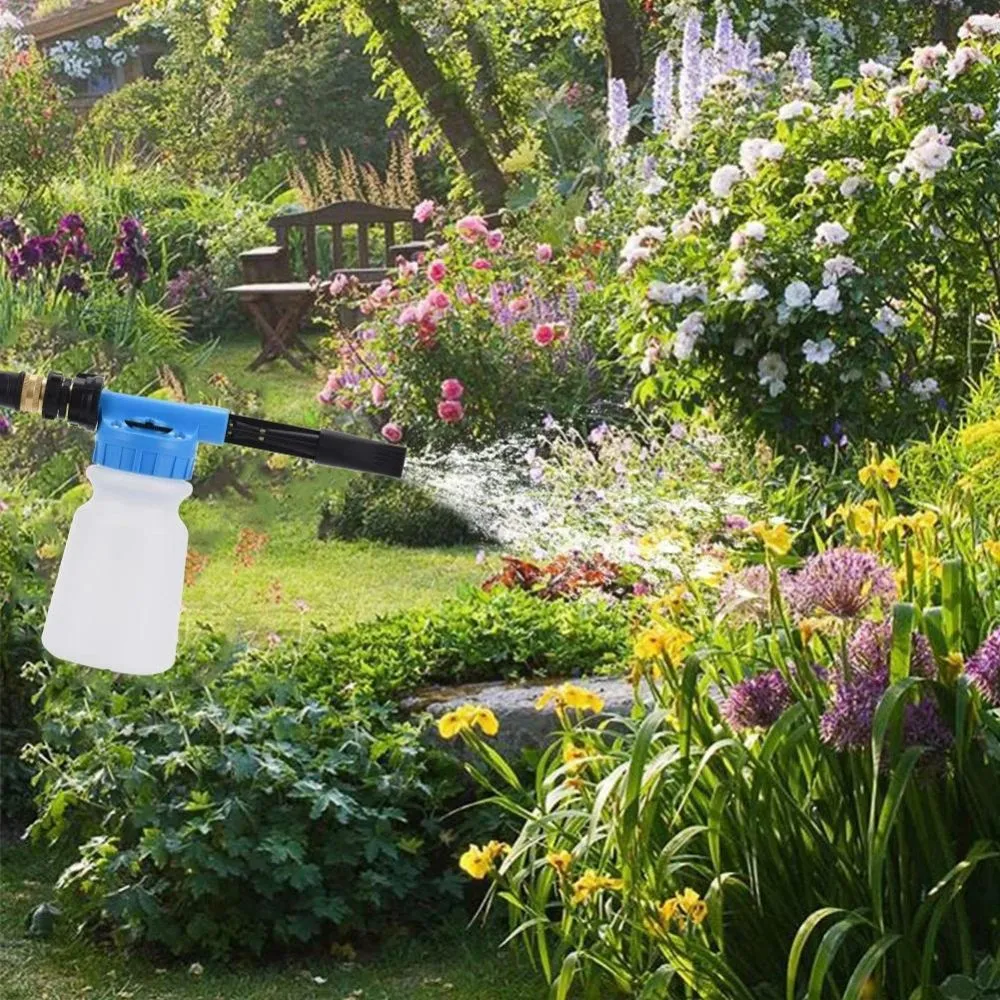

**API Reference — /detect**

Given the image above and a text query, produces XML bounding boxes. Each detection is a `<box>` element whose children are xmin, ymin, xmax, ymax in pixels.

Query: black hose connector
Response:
<box><xmin>0</xmin><ymin>371</ymin><xmax>24</xmax><ymax>411</ymax></box>
<box><xmin>0</xmin><ymin>371</ymin><xmax>103</xmax><ymax>429</ymax></box>
<box><xmin>224</xmin><ymin>413</ymin><xmax>405</xmax><ymax>479</ymax></box>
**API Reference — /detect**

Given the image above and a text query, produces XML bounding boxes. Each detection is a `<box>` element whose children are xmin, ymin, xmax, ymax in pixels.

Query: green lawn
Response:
<box><xmin>0</xmin><ymin>842</ymin><xmax>546</xmax><ymax>1000</ymax></box>
<box><xmin>175</xmin><ymin>335</ymin><xmax>487</xmax><ymax>638</ymax></box>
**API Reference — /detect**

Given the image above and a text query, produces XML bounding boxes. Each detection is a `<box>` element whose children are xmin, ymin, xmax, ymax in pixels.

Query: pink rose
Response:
<box><xmin>329</xmin><ymin>272</ymin><xmax>349</xmax><ymax>296</ymax></box>
<box><xmin>381</xmin><ymin>422</ymin><xmax>404</xmax><ymax>443</ymax></box>
<box><xmin>427</xmin><ymin>289</ymin><xmax>451</xmax><ymax>312</ymax></box>
<box><xmin>441</xmin><ymin>378</ymin><xmax>464</xmax><ymax>400</ymax></box>
<box><xmin>427</xmin><ymin>258</ymin><xmax>447</xmax><ymax>283</ymax></box>
<box><xmin>509</xmin><ymin>295</ymin><xmax>531</xmax><ymax>316</ymax></box>
<box><xmin>371</xmin><ymin>383</ymin><xmax>387</xmax><ymax>406</ymax></box>
<box><xmin>486</xmin><ymin>229</ymin><xmax>504</xmax><ymax>250</ymax></box>
<box><xmin>397</xmin><ymin>259</ymin><xmax>418</xmax><ymax>278</ymax></box>
<box><xmin>413</xmin><ymin>199</ymin><xmax>437</xmax><ymax>224</ymax></box>
<box><xmin>437</xmin><ymin>399</ymin><xmax>465</xmax><ymax>423</ymax></box>
<box><xmin>535</xmin><ymin>243</ymin><xmax>553</xmax><ymax>263</ymax></box>
<box><xmin>397</xmin><ymin>305</ymin><xmax>418</xmax><ymax>326</ymax></box>
<box><xmin>472</xmin><ymin>258</ymin><xmax>492</xmax><ymax>270</ymax></box>
<box><xmin>456</xmin><ymin>215</ymin><xmax>489</xmax><ymax>243</ymax></box>
<box><xmin>371</xmin><ymin>279</ymin><xmax>393</xmax><ymax>302</ymax></box>
<box><xmin>532</xmin><ymin>323</ymin><xmax>556</xmax><ymax>346</ymax></box>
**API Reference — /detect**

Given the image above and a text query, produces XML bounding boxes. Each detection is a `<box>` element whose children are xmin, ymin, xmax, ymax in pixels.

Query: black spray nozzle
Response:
<box><xmin>224</xmin><ymin>413</ymin><xmax>405</xmax><ymax>479</ymax></box>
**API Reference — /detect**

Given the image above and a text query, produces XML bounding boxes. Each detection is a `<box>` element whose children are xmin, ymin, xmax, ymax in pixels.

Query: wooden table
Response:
<box><xmin>226</xmin><ymin>283</ymin><xmax>319</xmax><ymax>372</ymax></box>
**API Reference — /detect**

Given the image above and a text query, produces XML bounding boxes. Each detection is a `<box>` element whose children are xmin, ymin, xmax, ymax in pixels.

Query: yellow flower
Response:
<box><xmin>983</xmin><ymin>540</ymin><xmax>1000</xmax><ymax>563</ymax></box>
<box><xmin>859</xmin><ymin>457</ymin><xmax>901</xmax><ymax>489</ymax></box>
<box><xmin>546</xmin><ymin>850</ymin><xmax>574</xmax><ymax>876</ymax></box>
<box><xmin>658</xmin><ymin>888</ymin><xmax>709</xmax><ymax>928</ymax></box>
<box><xmin>570</xmin><ymin>870</ymin><xmax>624</xmax><ymax>905</ymax></box>
<box><xmin>688</xmin><ymin>899</ymin><xmax>709</xmax><ymax>924</ymax></box>
<box><xmin>751</xmin><ymin>521</ymin><xmax>795</xmax><ymax>556</ymax></box>
<box><xmin>437</xmin><ymin>704</ymin><xmax>500</xmax><ymax>740</ymax></box>
<box><xmin>459</xmin><ymin>840</ymin><xmax>509</xmax><ymax>879</ymax></box>
<box><xmin>654</xmin><ymin>583</ymin><xmax>692</xmax><ymax>617</ymax></box>
<box><xmin>563</xmin><ymin>743</ymin><xmax>589</xmax><ymax>772</ymax></box>
<box><xmin>535</xmin><ymin>683</ymin><xmax>604</xmax><ymax>715</ymax></box>
<box><xmin>657</xmin><ymin>897</ymin><xmax>679</xmax><ymax>926</ymax></box>
<box><xmin>633</xmin><ymin>623</ymin><xmax>695</xmax><ymax>665</ymax></box>
<box><xmin>677</xmin><ymin>888</ymin><xmax>702</xmax><ymax>913</ymax></box>
<box><xmin>799</xmin><ymin>616</ymin><xmax>836</xmax><ymax>644</ymax></box>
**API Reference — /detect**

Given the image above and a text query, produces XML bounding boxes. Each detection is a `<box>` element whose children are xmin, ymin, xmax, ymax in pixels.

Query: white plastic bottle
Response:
<box><xmin>42</xmin><ymin>465</ymin><xmax>192</xmax><ymax>675</ymax></box>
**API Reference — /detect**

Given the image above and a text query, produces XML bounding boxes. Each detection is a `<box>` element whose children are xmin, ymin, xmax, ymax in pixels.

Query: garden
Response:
<box><xmin>1</xmin><ymin>0</ymin><xmax>999</xmax><ymax>997</ymax></box>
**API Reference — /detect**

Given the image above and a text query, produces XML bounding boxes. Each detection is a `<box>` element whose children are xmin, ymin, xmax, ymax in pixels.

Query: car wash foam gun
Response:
<box><xmin>0</xmin><ymin>371</ymin><xmax>405</xmax><ymax>676</ymax></box>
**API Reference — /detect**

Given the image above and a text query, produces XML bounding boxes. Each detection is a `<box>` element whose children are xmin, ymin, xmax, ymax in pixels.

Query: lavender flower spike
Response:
<box><xmin>789</xmin><ymin>41</ymin><xmax>813</xmax><ymax>84</ymax></box>
<box><xmin>652</xmin><ymin>51</ymin><xmax>675</xmax><ymax>134</ymax></box>
<box><xmin>679</xmin><ymin>10</ymin><xmax>703</xmax><ymax>118</ymax></box>
<box><xmin>967</xmin><ymin>628</ymin><xmax>1000</xmax><ymax>706</ymax></box>
<box><xmin>607</xmin><ymin>77</ymin><xmax>630</xmax><ymax>149</ymax></box>
<box><xmin>714</xmin><ymin>9</ymin><xmax>735</xmax><ymax>71</ymax></box>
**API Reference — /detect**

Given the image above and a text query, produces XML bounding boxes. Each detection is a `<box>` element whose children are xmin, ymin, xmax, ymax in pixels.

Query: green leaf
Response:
<box><xmin>941</xmin><ymin>975</ymin><xmax>979</xmax><ymax>1000</ymax></box>
<box><xmin>890</xmin><ymin>603</ymin><xmax>917</xmax><ymax>683</ymax></box>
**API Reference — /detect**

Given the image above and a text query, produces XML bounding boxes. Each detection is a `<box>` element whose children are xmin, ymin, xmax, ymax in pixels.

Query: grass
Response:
<box><xmin>0</xmin><ymin>841</ymin><xmax>546</xmax><ymax>1000</ymax></box>
<box><xmin>174</xmin><ymin>334</ymin><xmax>487</xmax><ymax>638</ymax></box>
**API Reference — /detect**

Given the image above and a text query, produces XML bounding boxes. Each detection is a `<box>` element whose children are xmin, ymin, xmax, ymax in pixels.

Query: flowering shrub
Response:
<box><xmin>448</xmin><ymin>454</ymin><xmax>1000</xmax><ymax>996</ymax></box>
<box><xmin>314</xmin><ymin>208</ymin><xmax>619</xmax><ymax>447</ymax></box>
<box><xmin>598</xmin><ymin>14</ymin><xmax>1000</xmax><ymax>449</ymax></box>
<box><xmin>0</xmin><ymin>41</ymin><xmax>73</xmax><ymax>195</ymax></box>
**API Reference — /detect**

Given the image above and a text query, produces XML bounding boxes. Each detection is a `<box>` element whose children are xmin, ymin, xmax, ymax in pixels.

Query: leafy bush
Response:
<box><xmin>450</xmin><ymin>454</ymin><xmax>1000</xmax><ymax>997</ymax></box>
<box><xmin>26</xmin><ymin>636</ymin><xmax>465</xmax><ymax>957</ymax></box>
<box><xmin>0</xmin><ymin>503</ymin><xmax>51</xmax><ymax>828</ymax></box>
<box><xmin>599</xmin><ymin>17</ymin><xmax>1000</xmax><ymax>450</ymax></box>
<box><xmin>319</xmin><ymin>475</ymin><xmax>486</xmax><ymax>547</ymax></box>
<box><xmin>315</xmin><ymin>209</ymin><xmax>622</xmax><ymax>447</ymax></box>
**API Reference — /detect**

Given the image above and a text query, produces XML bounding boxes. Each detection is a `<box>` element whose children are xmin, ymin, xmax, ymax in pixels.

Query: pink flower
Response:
<box><xmin>509</xmin><ymin>295</ymin><xmax>531</xmax><ymax>316</ymax></box>
<box><xmin>457</xmin><ymin>286</ymin><xmax>478</xmax><ymax>306</ymax></box>
<box><xmin>427</xmin><ymin>258</ymin><xmax>447</xmax><ymax>283</ymax></box>
<box><xmin>535</xmin><ymin>243</ymin><xmax>553</xmax><ymax>263</ymax></box>
<box><xmin>397</xmin><ymin>305</ymin><xmax>418</xmax><ymax>326</ymax></box>
<box><xmin>456</xmin><ymin>215</ymin><xmax>489</xmax><ymax>243</ymax></box>
<box><xmin>266</xmin><ymin>632</ymin><xmax>282</xmax><ymax>647</ymax></box>
<box><xmin>317</xmin><ymin>390</ymin><xmax>333</xmax><ymax>405</ymax></box>
<box><xmin>381</xmin><ymin>422</ymin><xmax>403</xmax><ymax>443</ymax></box>
<box><xmin>397</xmin><ymin>259</ymin><xmax>418</xmax><ymax>278</ymax></box>
<box><xmin>472</xmin><ymin>258</ymin><xmax>492</xmax><ymax>270</ymax></box>
<box><xmin>437</xmin><ymin>399</ymin><xmax>465</xmax><ymax>423</ymax></box>
<box><xmin>532</xmin><ymin>323</ymin><xmax>556</xmax><ymax>346</ymax></box>
<box><xmin>427</xmin><ymin>289</ymin><xmax>451</xmax><ymax>311</ymax></box>
<box><xmin>371</xmin><ymin>383</ymin><xmax>386</xmax><ymax>406</ymax></box>
<box><xmin>486</xmin><ymin>229</ymin><xmax>504</xmax><ymax>250</ymax></box>
<box><xmin>329</xmin><ymin>273</ymin><xmax>349</xmax><ymax>296</ymax></box>
<box><xmin>413</xmin><ymin>199</ymin><xmax>437</xmax><ymax>224</ymax></box>
<box><xmin>371</xmin><ymin>279</ymin><xmax>393</xmax><ymax>302</ymax></box>
<box><xmin>441</xmin><ymin>378</ymin><xmax>465</xmax><ymax>400</ymax></box>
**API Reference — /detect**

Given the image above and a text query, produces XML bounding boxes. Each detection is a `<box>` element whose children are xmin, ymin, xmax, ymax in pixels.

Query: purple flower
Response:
<box><xmin>57</xmin><ymin>272</ymin><xmax>89</xmax><ymax>297</ymax></box>
<box><xmin>967</xmin><ymin>628</ymin><xmax>1000</xmax><ymax>706</ymax></box>
<box><xmin>724</xmin><ymin>514</ymin><xmax>750</xmax><ymax>532</ymax></box>
<box><xmin>679</xmin><ymin>11</ymin><xmax>703</xmax><ymax>118</ymax></box>
<box><xmin>849</xmin><ymin>620</ymin><xmax>936</xmax><ymax>678</ymax></box>
<box><xmin>110</xmin><ymin>216</ymin><xmax>150</xmax><ymax>290</ymax></box>
<box><xmin>0</xmin><ymin>216</ymin><xmax>23</xmax><ymax>247</ymax></box>
<box><xmin>713</xmin><ymin>9</ymin><xmax>735</xmax><ymax>70</ymax></box>
<box><xmin>0</xmin><ymin>414</ymin><xmax>13</xmax><ymax>437</ymax></box>
<box><xmin>791</xmin><ymin>547</ymin><xmax>897</xmax><ymax>620</ymax></box>
<box><xmin>607</xmin><ymin>77</ymin><xmax>630</xmax><ymax>149</ymax></box>
<box><xmin>652</xmin><ymin>52</ymin><xmax>674</xmax><ymax>134</ymax></box>
<box><xmin>57</xmin><ymin>213</ymin><xmax>86</xmax><ymax>235</ymax></box>
<box><xmin>789</xmin><ymin>42</ymin><xmax>813</xmax><ymax>84</ymax></box>
<box><xmin>722</xmin><ymin>668</ymin><xmax>793</xmax><ymax>730</ymax></box>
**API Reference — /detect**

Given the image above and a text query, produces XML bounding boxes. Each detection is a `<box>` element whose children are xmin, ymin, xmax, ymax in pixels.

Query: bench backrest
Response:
<box><xmin>268</xmin><ymin>201</ymin><xmax>426</xmax><ymax>278</ymax></box>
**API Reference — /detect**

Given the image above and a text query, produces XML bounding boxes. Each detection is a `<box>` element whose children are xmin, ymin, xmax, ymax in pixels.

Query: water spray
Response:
<box><xmin>0</xmin><ymin>371</ymin><xmax>405</xmax><ymax>675</ymax></box>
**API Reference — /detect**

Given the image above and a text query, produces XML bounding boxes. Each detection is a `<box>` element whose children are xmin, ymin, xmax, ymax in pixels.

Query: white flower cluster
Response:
<box><xmin>757</xmin><ymin>353</ymin><xmax>788</xmax><ymax>396</ymax></box>
<box><xmin>619</xmin><ymin>226</ymin><xmax>667</xmax><ymax>275</ymax></box>
<box><xmin>673</xmin><ymin>311</ymin><xmax>705</xmax><ymax>360</ymax></box>
<box><xmin>46</xmin><ymin>35</ymin><xmax>128</xmax><ymax>81</ymax></box>
<box><xmin>739</xmin><ymin>137</ymin><xmax>785</xmax><ymax>176</ymax></box>
<box><xmin>647</xmin><ymin>280</ymin><xmax>707</xmax><ymax>305</ymax></box>
<box><xmin>900</xmin><ymin>125</ymin><xmax>954</xmax><ymax>182</ymax></box>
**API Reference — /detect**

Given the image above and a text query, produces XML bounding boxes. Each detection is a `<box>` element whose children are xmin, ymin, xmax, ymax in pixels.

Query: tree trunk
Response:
<box><xmin>362</xmin><ymin>0</ymin><xmax>508</xmax><ymax>210</ymax></box>
<box><xmin>462</xmin><ymin>22</ymin><xmax>515</xmax><ymax>158</ymax></box>
<box><xmin>599</xmin><ymin>0</ymin><xmax>644</xmax><ymax>103</ymax></box>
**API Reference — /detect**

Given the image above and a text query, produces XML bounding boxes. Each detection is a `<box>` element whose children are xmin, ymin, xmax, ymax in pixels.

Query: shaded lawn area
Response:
<box><xmin>176</xmin><ymin>334</ymin><xmax>487</xmax><ymax>638</ymax></box>
<box><xmin>0</xmin><ymin>842</ymin><xmax>546</xmax><ymax>1000</ymax></box>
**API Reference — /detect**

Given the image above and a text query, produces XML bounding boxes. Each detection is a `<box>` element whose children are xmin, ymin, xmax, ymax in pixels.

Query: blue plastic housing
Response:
<box><xmin>93</xmin><ymin>392</ymin><xmax>230</xmax><ymax>481</ymax></box>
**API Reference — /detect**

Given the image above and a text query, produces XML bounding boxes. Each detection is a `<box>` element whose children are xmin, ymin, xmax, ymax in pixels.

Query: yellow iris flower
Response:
<box><xmin>535</xmin><ymin>683</ymin><xmax>604</xmax><ymax>715</ymax></box>
<box><xmin>633</xmin><ymin>622</ymin><xmax>695</xmax><ymax>664</ymax></box>
<box><xmin>437</xmin><ymin>704</ymin><xmax>500</xmax><ymax>740</ymax></box>
<box><xmin>459</xmin><ymin>840</ymin><xmax>510</xmax><ymax>879</ymax></box>
<box><xmin>546</xmin><ymin>850</ymin><xmax>574</xmax><ymax>875</ymax></box>
<box><xmin>859</xmin><ymin>456</ymin><xmax>902</xmax><ymax>489</ymax></box>
<box><xmin>751</xmin><ymin>521</ymin><xmax>795</xmax><ymax>556</ymax></box>
<box><xmin>570</xmin><ymin>870</ymin><xmax>624</xmax><ymax>905</ymax></box>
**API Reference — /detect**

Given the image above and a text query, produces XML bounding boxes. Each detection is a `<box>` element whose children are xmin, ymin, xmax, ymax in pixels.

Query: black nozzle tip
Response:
<box><xmin>316</xmin><ymin>429</ymin><xmax>406</xmax><ymax>479</ymax></box>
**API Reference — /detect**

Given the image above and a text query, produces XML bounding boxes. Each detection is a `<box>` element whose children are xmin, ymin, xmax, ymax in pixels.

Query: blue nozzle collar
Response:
<box><xmin>93</xmin><ymin>392</ymin><xmax>230</xmax><ymax>481</ymax></box>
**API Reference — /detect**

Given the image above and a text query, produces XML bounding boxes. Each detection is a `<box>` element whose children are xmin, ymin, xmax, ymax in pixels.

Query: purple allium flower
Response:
<box><xmin>722</xmin><ymin>668</ymin><xmax>793</xmax><ymax>730</ymax></box>
<box><xmin>791</xmin><ymin>547</ymin><xmax>897</xmax><ymax>620</ymax></box>
<box><xmin>607</xmin><ymin>77</ymin><xmax>630</xmax><ymax>149</ymax></box>
<box><xmin>714</xmin><ymin>9</ymin><xmax>735</xmax><ymax>70</ymax></box>
<box><xmin>0</xmin><ymin>216</ymin><xmax>23</xmax><ymax>247</ymax></box>
<box><xmin>849</xmin><ymin>619</ymin><xmax>936</xmax><ymax>678</ymax></box>
<box><xmin>724</xmin><ymin>514</ymin><xmax>750</xmax><ymax>532</ymax></box>
<box><xmin>0</xmin><ymin>414</ymin><xmax>13</xmax><ymax>437</ymax></box>
<box><xmin>967</xmin><ymin>628</ymin><xmax>1000</xmax><ymax>706</ymax></box>
<box><xmin>652</xmin><ymin>51</ymin><xmax>674</xmax><ymax>134</ymax></box>
<box><xmin>679</xmin><ymin>11</ymin><xmax>703</xmax><ymax>118</ymax></box>
<box><xmin>789</xmin><ymin>41</ymin><xmax>813</xmax><ymax>84</ymax></box>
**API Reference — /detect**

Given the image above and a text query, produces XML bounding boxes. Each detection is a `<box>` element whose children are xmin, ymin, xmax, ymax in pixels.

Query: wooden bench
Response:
<box><xmin>228</xmin><ymin>201</ymin><xmax>430</xmax><ymax>371</ymax></box>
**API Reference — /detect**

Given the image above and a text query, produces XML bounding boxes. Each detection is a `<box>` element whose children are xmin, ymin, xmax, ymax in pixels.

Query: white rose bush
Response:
<box><xmin>597</xmin><ymin>13</ymin><xmax>1000</xmax><ymax>449</ymax></box>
